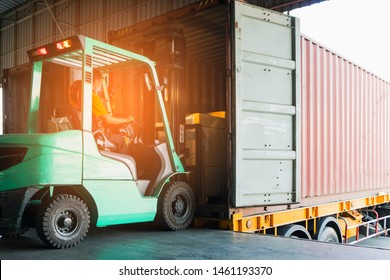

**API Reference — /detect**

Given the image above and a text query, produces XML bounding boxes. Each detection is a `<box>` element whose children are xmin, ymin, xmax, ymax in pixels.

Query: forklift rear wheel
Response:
<box><xmin>36</xmin><ymin>194</ymin><xmax>90</xmax><ymax>249</ymax></box>
<box><xmin>157</xmin><ymin>181</ymin><xmax>195</xmax><ymax>231</ymax></box>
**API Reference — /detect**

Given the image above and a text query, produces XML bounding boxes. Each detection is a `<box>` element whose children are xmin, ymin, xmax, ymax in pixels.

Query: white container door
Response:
<box><xmin>232</xmin><ymin>2</ymin><xmax>300</xmax><ymax>207</ymax></box>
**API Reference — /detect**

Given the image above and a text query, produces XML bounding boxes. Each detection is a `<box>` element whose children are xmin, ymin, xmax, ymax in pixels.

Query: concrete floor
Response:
<box><xmin>1</xmin><ymin>225</ymin><xmax>390</xmax><ymax>260</ymax></box>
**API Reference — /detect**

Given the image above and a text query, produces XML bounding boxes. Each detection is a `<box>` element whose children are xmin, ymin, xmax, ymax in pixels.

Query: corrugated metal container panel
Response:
<box><xmin>16</xmin><ymin>18</ymin><xmax>32</xmax><ymax>48</ymax></box>
<box><xmin>1</xmin><ymin>26</ymin><xmax>15</xmax><ymax>70</ymax></box>
<box><xmin>105</xmin><ymin>0</ymin><xmax>132</xmax><ymax>14</ymax></box>
<box><xmin>27</xmin><ymin>1</ymin><xmax>78</xmax><ymax>46</ymax></box>
<box><xmin>35</xmin><ymin>9</ymin><xmax>54</xmax><ymax>43</ymax></box>
<box><xmin>56</xmin><ymin>0</ymin><xmax>78</xmax><ymax>36</ymax></box>
<box><xmin>105</xmin><ymin>9</ymin><xmax>134</xmax><ymax>34</ymax></box>
<box><xmin>129</xmin><ymin>0</ymin><xmax>197</xmax><ymax>24</ymax></box>
<box><xmin>1</xmin><ymin>26</ymin><xmax>14</xmax><ymax>54</ymax></box>
<box><xmin>79</xmin><ymin>0</ymin><xmax>123</xmax><ymax>41</ymax></box>
<box><xmin>105</xmin><ymin>0</ymin><xmax>134</xmax><ymax>32</ymax></box>
<box><xmin>104</xmin><ymin>0</ymin><xmax>198</xmax><ymax>35</ymax></box>
<box><xmin>153</xmin><ymin>0</ymin><xmax>169</xmax><ymax>14</ymax></box>
<box><xmin>15</xmin><ymin>19</ymin><xmax>32</xmax><ymax>64</ymax></box>
<box><xmin>80</xmin><ymin>0</ymin><xmax>104</xmax><ymax>25</ymax></box>
<box><xmin>81</xmin><ymin>22</ymin><xmax>105</xmax><ymax>41</ymax></box>
<box><xmin>1</xmin><ymin>54</ymin><xmax>14</xmax><ymax>72</ymax></box>
<box><xmin>186</xmin><ymin>64</ymin><xmax>226</xmax><ymax>114</ymax></box>
<box><xmin>171</xmin><ymin>0</ymin><xmax>198</xmax><ymax>10</ymax></box>
<box><xmin>15</xmin><ymin>47</ymin><xmax>29</xmax><ymax>65</ymax></box>
<box><xmin>1</xmin><ymin>0</ymin><xmax>212</xmax><ymax>76</ymax></box>
<box><xmin>134</xmin><ymin>1</ymin><xmax>154</xmax><ymax>23</ymax></box>
<box><xmin>301</xmin><ymin>35</ymin><xmax>390</xmax><ymax>200</ymax></box>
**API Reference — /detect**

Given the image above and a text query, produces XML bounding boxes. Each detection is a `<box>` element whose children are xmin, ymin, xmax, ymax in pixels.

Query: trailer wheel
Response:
<box><xmin>157</xmin><ymin>181</ymin><xmax>195</xmax><ymax>231</ymax></box>
<box><xmin>278</xmin><ymin>225</ymin><xmax>311</xmax><ymax>239</ymax></box>
<box><xmin>36</xmin><ymin>194</ymin><xmax>90</xmax><ymax>249</ymax></box>
<box><xmin>313</xmin><ymin>216</ymin><xmax>342</xmax><ymax>243</ymax></box>
<box><xmin>317</xmin><ymin>226</ymin><xmax>339</xmax><ymax>242</ymax></box>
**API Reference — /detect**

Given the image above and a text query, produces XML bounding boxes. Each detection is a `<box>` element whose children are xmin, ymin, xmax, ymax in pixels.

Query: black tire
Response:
<box><xmin>157</xmin><ymin>181</ymin><xmax>195</xmax><ymax>231</ymax></box>
<box><xmin>317</xmin><ymin>226</ymin><xmax>339</xmax><ymax>243</ymax></box>
<box><xmin>278</xmin><ymin>224</ymin><xmax>311</xmax><ymax>239</ymax></box>
<box><xmin>36</xmin><ymin>194</ymin><xmax>90</xmax><ymax>249</ymax></box>
<box><xmin>313</xmin><ymin>216</ymin><xmax>342</xmax><ymax>243</ymax></box>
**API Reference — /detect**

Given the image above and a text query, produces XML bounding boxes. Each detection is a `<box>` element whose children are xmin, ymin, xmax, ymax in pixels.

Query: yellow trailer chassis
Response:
<box><xmin>196</xmin><ymin>193</ymin><xmax>390</xmax><ymax>243</ymax></box>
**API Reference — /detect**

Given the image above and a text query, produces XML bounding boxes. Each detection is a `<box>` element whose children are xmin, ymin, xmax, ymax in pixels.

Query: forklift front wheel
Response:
<box><xmin>157</xmin><ymin>181</ymin><xmax>195</xmax><ymax>231</ymax></box>
<box><xmin>36</xmin><ymin>194</ymin><xmax>90</xmax><ymax>249</ymax></box>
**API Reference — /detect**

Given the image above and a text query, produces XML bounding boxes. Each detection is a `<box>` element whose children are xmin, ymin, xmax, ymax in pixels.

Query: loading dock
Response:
<box><xmin>1</xmin><ymin>227</ymin><xmax>390</xmax><ymax>260</ymax></box>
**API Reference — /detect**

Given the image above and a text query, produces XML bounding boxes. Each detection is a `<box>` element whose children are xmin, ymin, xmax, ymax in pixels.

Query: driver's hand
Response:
<box><xmin>127</xmin><ymin>116</ymin><xmax>135</xmax><ymax>123</ymax></box>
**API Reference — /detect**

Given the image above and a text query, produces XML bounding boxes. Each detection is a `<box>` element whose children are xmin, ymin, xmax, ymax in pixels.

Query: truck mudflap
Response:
<box><xmin>0</xmin><ymin>187</ymin><xmax>39</xmax><ymax>235</ymax></box>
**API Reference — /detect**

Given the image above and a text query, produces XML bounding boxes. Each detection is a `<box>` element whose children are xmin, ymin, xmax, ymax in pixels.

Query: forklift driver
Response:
<box><xmin>68</xmin><ymin>73</ymin><xmax>135</xmax><ymax>153</ymax></box>
<box><xmin>69</xmin><ymin>74</ymin><xmax>134</xmax><ymax>130</ymax></box>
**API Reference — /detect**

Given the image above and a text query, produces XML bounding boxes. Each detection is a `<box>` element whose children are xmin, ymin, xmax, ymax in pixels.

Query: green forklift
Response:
<box><xmin>0</xmin><ymin>35</ymin><xmax>195</xmax><ymax>248</ymax></box>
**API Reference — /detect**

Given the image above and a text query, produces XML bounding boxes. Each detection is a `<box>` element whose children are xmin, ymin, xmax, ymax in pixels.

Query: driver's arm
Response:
<box><xmin>100</xmin><ymin>114</ymin><xmax>134</xmax><ymax>126</ymax></box>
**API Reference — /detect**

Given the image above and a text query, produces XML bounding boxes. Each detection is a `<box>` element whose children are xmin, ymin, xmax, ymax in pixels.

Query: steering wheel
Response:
<box><xmin>120</xmin><ymin>121</ymin><xmax>143</xmax><ymax>145</ymax></box>
<box><xmin>93</xmin><ymin>120</ymin><xmax>143</xmax><ymax>153</ymax></box>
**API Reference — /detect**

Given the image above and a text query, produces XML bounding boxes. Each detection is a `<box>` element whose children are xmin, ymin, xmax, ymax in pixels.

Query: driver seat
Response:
<box><xmin>52</xmin><ymin>104</ymin><xmax>81</xmax><ymax>130</ymax></box>
<box><xmin>100</xmin><ymin>151</ymin><xmax>138</xmax><ymax>180</ymax></box>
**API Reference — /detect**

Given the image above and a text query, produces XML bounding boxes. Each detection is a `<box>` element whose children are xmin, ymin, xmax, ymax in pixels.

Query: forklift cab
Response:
<box><xmin>28</xmin><ymin>35</ymin><xmax>183</xmax><ymax>184</ymax></box>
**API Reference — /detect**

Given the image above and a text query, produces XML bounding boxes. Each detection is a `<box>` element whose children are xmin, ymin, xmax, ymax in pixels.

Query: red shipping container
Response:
<box><xmin>301</xmin><ymin>35</ymin><xmax>390</xmax><ymax>204</ymax></box>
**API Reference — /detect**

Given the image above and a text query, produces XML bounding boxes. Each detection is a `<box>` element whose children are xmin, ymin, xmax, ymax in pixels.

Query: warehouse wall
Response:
<box><xmin>0</xmin><ymin>0</ymin><xmax>199</xmax><ymax>77</ymax></box>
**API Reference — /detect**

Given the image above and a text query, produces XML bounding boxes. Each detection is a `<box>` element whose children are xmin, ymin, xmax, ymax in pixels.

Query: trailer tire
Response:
<box><xmin>36</xmin><ymin>194</ymin><xmax>90</xmax><ymax>249</ymax></box>
<box><xmin>278</xmin><ymin>225</ymin><xmax>311</xmax><ymax>239</ymax></box>
<box><xmin>317</xmin><ymin>226</ymin><xmax>339</xmax><ymax>242</ymax></box>
<box><xmin>157</xmin><ymin>181</ymin><xmax>195</xmax><ymax>231</ymax></box>
<box><xmin>314</xmin><ymin>216</ymin><xmax>342</xmax><ymax>243</ymax></box>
